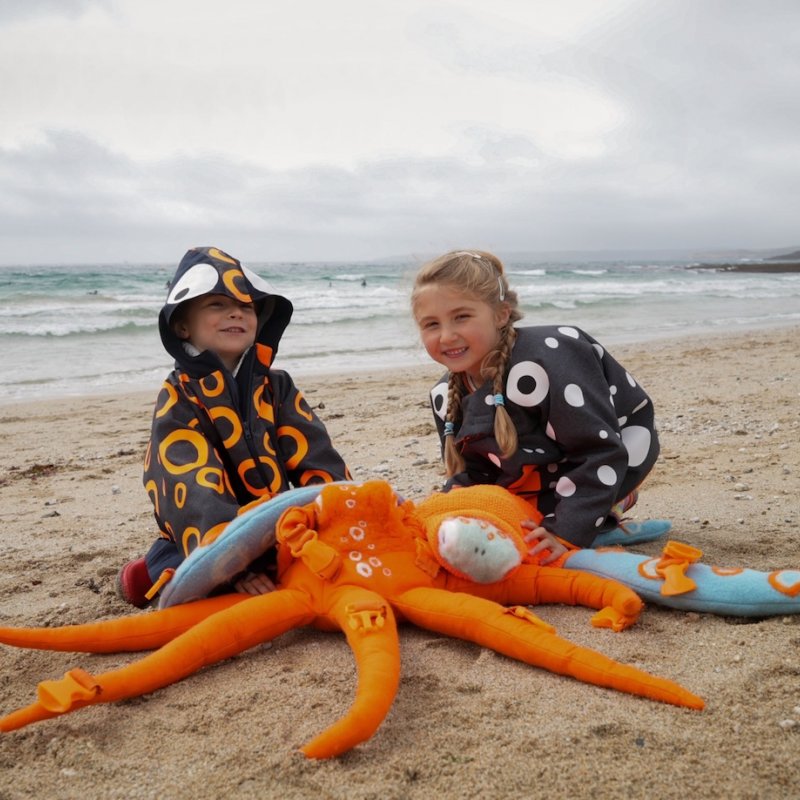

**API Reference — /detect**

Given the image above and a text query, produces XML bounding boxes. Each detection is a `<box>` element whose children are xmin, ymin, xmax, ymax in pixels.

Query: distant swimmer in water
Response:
<box><xmin>361</xmin><ymin>279</ymin><xmax>367</xmax><ymax>287</ymax></box>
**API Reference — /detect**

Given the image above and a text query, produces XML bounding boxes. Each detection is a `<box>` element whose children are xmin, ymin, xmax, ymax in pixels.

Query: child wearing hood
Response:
<box><xmin>117</xmin><ymin>247</ymin><xmax>351</xmax><ymax>607</ymax></box>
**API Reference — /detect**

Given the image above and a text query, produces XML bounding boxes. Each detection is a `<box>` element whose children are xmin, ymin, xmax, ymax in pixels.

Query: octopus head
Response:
<box><xmin>414</xmin><ymin>485</ymin><xmax>538</xmax><ymax>584</ymax></box>
<box><xmin>437</xmin><ymin>516</ymin><xmax>522</xmax><ymax>583</ymax></box>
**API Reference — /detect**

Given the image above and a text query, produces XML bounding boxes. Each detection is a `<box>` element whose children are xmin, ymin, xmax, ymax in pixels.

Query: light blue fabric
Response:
<box><xmin>159</xmin><ymin>483</ymin><xmax>353</xmax><ymax>608</ymax></box>
<box><xmin>566</xmin><ymin>547</ymin><xmax>800</xmax><ymax>617</ymax></box>
<box><xmin>592</xmin><ymin>519</ymin><xmax>672</xmax><ymax>547</ymax></box>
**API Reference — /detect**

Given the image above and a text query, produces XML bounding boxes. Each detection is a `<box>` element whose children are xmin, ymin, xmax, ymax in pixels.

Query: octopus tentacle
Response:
<box><xmin>393</xmin><ymin>587</ymin><xmax>704</xmax><ymax>710</ymax></box>
<box><xmin>0</xmin><ymin>588</ymin><xmax>316</xmax><ymax>733</ymax></box>
<box><xmin>300</xmin><ymin>585</ymin><xmax>401</xmax><ymax>759</ymax></box>
<box><xmin>443</xmin><ymin>565</ymin><xmax>643</xmax><ymax>629</ymax></box>
<box><xmin>0</xmin><ymin>594</ymin><xmax>247</xmax><ymax>653</ymax></box>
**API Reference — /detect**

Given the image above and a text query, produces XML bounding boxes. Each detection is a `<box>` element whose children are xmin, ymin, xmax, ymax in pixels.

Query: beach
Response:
<box><xmin>1</xmin><ymin>326</ymin><xmax>799</xmax><ymax>799</ymax></box>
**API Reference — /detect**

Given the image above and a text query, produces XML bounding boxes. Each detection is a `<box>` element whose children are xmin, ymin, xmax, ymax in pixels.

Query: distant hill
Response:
<box><xmin>767</xmin><ymin>249</ymin><xmax>800</xmax><ymax>261</ymax></box>
<box><xmin>690</xmin><ymin>245</ymin><xmax>800</xmax><ymax>262</ymax></box>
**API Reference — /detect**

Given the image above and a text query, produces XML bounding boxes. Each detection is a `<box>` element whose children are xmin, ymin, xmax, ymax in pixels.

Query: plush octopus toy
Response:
<box><xmin>0</xmin><ymin>481</ymin><xmax>706</xmax><ymax>759</ymax></box>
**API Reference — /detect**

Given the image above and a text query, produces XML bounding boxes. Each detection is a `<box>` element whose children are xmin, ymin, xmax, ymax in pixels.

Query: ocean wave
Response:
<box><xmin>2</xmin><ymin>258</ymin><xmax>799</xmax><ymax>403</ymax></box>
<box><xmin>289</xmin><ymin>308</ymin><xmax>413</xmax><ymax>326</ymax></box>
<box><xmin>290</xmin><ymin>286</ymin><xmax>403</xmax><ymax>309</ymax></box>
<box><xmin>0</xmin><ymin>365</ymin><xmax>167</xmax><ymax>400</ymax></box>
<box><xmin>0</xmin><ymin>319</ymin><xmax>157</xmax><ymax>338</ymax></box>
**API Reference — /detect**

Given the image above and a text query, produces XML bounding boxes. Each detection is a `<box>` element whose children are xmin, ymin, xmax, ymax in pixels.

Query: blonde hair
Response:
<box><xmin>411</xmin><ymin>250</ymin><xmax>523</xmax><ymax>476</ymax></box>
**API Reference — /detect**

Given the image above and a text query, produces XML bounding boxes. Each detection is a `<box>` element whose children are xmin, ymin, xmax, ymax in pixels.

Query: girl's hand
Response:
<box><xmin>234</xmin><ymin>571</ymin><xmax>277</xmax><ymax>595</ymax></box>
<box><xmin>522</xmin><ymin>522</ymin><xmax>568</xmax><ymax>565</ymax></box>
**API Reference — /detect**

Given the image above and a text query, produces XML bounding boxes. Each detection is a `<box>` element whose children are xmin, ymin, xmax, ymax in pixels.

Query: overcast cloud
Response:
<box><xmin>1</xmin><ymin>0</ymin><xmax>798</xmax><ymax>265</ymax></box>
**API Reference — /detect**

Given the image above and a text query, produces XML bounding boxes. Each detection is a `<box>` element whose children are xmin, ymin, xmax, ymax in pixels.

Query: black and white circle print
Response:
<box><xmin>242</xmin><ymin>265</ymin><xmax>274</xmax><ymax>294</ymax></box>
<box><xmin>430</xmin><ymin>382</ymin><xmax>448</xmax><ymax>421</ymax></box>
<box><xmin>506</xmin><ymin>361</ymin><xmax>549</xmax><ymax>407</ymax></box>
<box><xmin>167</xmin><ymin>263</ymin><xmax>219</xmax><ymax>305</ymax></box>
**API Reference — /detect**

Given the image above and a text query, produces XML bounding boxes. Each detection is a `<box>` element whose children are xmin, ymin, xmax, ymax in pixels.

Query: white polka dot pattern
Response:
<box><xmin>428</xmin><ymin>325</ymin><xmax>659</xmax><ymax>548</ymax></box>
<box><xmin>556</xmin><ymin>476</ymin><xmax>576</xmax><ymax>497</ymax></box>
<box><xmin>564</xmin><ymin>383</ymin><xmax>584</xmax><ymax>407</ymax></box>
<box><xmin>507</xmin><ymin>361</ymin><xmax>549</xmax><ymax>407</ymax></box>
<box><xmin>621</xmin><ymin>425</ymin><xmax>652</xmax><ymax>467</ymax></box>
<box><xmin>597</xmin><ymin>465</ymin><xmax>617</xmax><ymax>486</ymax></box>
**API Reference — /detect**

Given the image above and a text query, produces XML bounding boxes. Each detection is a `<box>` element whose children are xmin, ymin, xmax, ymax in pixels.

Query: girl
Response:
<box><xmin>411</xmin><ymin>249</ymin><xmax>665</xmax><ymax>563</ymax></box>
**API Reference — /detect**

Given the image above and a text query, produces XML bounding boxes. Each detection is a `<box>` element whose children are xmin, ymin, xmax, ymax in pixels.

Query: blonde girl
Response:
<box><xmin>412</xmin><ymin>250</ymin><xmax>664</xmax><ymax>561</ymax></box>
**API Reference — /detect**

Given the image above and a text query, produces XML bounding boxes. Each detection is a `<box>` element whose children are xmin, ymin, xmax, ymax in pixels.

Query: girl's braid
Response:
<box><xmin>490</xmin><ymin>324</ymin><xmax>518</xmax><ymax>457</ymax></box>
<box><xmin>443</xmin><ymin>372</ymin><xmax>466</xmax><ymax>476</ymax></box>
<box><xmin>443</xmin><ymin>325</ymin><xmax>519</xmax><ymax>476</ymax></box>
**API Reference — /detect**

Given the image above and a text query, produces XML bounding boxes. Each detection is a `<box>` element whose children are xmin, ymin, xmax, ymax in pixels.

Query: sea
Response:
<box><xmin>2</xmin><ymin>256</ymin><xmax>799</xmax><ymax>404</ymax></box>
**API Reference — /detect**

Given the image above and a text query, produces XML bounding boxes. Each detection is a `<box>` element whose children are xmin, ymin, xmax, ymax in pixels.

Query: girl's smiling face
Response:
<box><xmin>174</xmin><ymin>294</ymin><xmax>257</xmax><ymax>371</ymax></box>
<box><xmin>414</xmin><ymin>283</ymin><xmax>510</xmax><ymax>382</ymax></box>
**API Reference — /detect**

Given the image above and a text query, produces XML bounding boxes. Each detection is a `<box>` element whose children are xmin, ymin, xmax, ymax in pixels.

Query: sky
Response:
<box><xmin>1</xmin><ymin>0</ymin><xmax>799</xmax><ymax>265</ymax></box>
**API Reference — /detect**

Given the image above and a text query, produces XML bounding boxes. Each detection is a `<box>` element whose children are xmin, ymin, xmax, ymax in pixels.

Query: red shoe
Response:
<box><xmin>116</xmin><ymin>557</ymin><xmax>152</xmax><ymax>608</ymax></box>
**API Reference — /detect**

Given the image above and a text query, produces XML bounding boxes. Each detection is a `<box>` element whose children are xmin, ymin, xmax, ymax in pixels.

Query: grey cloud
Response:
<box><xmin>0</xmin><ymin>0</ymin><xmax>112</xmax><ymax>23</ymax></box>
<box><xmin>417</xmin><ymin>2</ymin><xmax>800</xmax><ymax>166</ymax></box>
<box><xmin>2</xmin><ymin>115</ymin><xmax>798</xmax><ymax>266</ymax></box>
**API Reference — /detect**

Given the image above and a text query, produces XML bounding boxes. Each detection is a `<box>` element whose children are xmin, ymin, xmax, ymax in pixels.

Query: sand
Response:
<box><xmin>1</xmin><ymin>327</ymin><xmax>799</xmax><ymax>800</ymax></box>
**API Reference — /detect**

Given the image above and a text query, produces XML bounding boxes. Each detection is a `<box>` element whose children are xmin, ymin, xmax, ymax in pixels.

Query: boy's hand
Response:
<box><xmin>522</xmin><ymin>522</ymin><xmax>568</xmax><ymax>565</ymax></box>
<box><xmin>234</xmin><ymin>571</ymin><xmax>277</xmax><ymax>595</ymax></box>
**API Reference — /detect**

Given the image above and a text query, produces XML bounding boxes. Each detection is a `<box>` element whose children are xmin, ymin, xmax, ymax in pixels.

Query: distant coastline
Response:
<box><xmin>690</xmin><ymin>261</ymin><xmax>800</xmax><ymax>273</ymax></box>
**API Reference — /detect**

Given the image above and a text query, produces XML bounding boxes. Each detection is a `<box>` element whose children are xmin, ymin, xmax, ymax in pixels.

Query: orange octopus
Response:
<box><xmin>0</xmin><ymin>481</ymin><xmax>703</xmax><ymax>758</ymax></box>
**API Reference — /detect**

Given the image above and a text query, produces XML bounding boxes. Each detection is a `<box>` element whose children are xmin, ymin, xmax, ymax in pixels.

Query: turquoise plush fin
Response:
<box><xmin>565</xmin><ymin>543</ymin><xmax>800</xmax><ymax>617</ymax></box>
<box><xmin>592</xmin><ymin>519</ymin><xmax>672</xmax><ymax>548</ymax></box>
<box><xmin>158</xmin><ymin>482</ymin><xmax>354</xmax><ymax>608</ymax></box>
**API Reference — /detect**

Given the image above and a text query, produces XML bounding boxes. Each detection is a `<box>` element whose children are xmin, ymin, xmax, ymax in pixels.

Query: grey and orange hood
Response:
<box><xmin>159</xmin><ymin>246</ymin><xmax>293</xmax><ymax>374</ymax></box>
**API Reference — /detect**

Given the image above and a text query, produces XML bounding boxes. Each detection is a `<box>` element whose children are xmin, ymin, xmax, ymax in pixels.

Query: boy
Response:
<box><xmin>117</xmin><ymin>246</ymin><xmax>351</xmax><ymax>607</ymax></box>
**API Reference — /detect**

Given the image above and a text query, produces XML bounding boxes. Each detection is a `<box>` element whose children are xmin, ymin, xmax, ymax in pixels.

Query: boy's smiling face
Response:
<box><xmin>174</xmin><ymin>293</ymin><xmax>257</xmax><ymax>371</ymax></box>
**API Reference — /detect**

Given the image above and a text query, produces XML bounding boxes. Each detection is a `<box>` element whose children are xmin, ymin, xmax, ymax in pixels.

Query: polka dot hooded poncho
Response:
<box><xmin>429</xmin><ymin>325</ymin><xmax>659</xmax><ymax>548</ymax></box>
